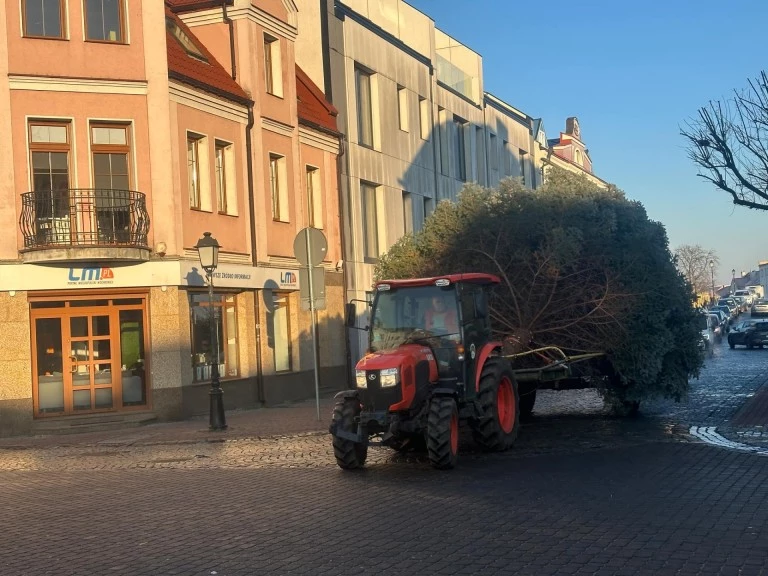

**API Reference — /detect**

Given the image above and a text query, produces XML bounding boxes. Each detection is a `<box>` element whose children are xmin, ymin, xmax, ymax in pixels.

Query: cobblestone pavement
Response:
<box><xmin>2</xmin><ymin>331</ymin><xmax>768</xmax><ymax>574</ymax></box>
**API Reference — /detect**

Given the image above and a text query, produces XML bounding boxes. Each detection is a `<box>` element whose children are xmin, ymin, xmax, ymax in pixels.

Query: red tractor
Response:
<box><xmin>330</xmin><ymin>273</ymin><xmax>519</xmax><ymax>470</ymax></box>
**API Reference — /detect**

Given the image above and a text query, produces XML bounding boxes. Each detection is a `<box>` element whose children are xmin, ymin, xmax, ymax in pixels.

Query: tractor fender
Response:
<box><xmin>334</xmin><ymin>389</ymin><xmax>360</xmax><ymax>401</ymax></box>
<box><xmin>474</xmin><ymin>342</ymin><xmax>503</xmax><ymax>392</ymax></box>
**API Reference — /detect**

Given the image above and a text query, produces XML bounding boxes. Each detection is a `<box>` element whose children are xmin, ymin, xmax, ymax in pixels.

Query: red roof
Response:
<box><xmin>165</xmin><ymin>6</ymin><xmax>249</xmax><ymax>104</ymax></box>
<box><xmin>296</xmin><ymin>65</ymin><xmax>338</xmax><ymax>133</ymax></box>
<box><xmin>376</xmin><ymin>274</ymin><xmax>501</xmax><ymax>289</ymax></box>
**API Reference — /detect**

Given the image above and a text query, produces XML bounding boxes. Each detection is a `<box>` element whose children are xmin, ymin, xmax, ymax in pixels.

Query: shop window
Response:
<box><xmin>23</xmin><ymin>0</ymin><xmax>65</xmax><ymax>38</ymax></box>
<box><xmin>190</xmin><ymin>293</ymin><xmax>239</xmax><ymax>381</ymax></box>
<box><xmin>85</xmin><ymin>0</ymin><xmax>125</xmax><ymax>43</ymax></box>
<box><xmin>271</xmin><ymin>293</ymin><xmax>292</xmax><ymax>372</ymax></box>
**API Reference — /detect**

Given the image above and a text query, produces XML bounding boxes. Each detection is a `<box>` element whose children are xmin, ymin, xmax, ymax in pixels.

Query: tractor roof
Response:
<box><xmin>375</xmin><ymin>273</ymin><xmax>500</xmax><ymax>289</ymax></box>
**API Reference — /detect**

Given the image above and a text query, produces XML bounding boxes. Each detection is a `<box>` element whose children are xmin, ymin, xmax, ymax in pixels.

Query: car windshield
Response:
<box><xmin>697</xmin><ymin>315</ymin><xmax>709</xmax><ymax>330</ymax></box>
<box><xmin>370</xmin><ymin>285</ymin><xmax>459</xmax><ymax>352</ymax></box>
<box><xmin>735</xmin><ymin>321</ymin><xmax>756</xmax><ymax>331</ymax></box>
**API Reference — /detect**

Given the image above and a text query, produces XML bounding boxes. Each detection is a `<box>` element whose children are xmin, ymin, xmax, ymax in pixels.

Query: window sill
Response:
<box><xmin>85</xmin><ymin>38</ymin><xmax>128</xmax><ymax>45</ymax></box>
<box><xmin>272</xmin><ymin>218</ymin><xmax>291</xmax><ymax>224</ymax></box>
<box><xmin>218</xmin><ymin>211</ymin><xmax>239</xmax><ymax>218</ymax></box>
<box><xmin>190</xmin><ymin>206</ymin><xmax>213</xmax><ymax>213</ymax></box>
<box><xmin>23</xmin><ymin>35</ymin><xmax>68</xmax><ymax>41</ymax></box>
<box><xmin>266</xmin><ymin>91</ymin><xmax>284</xmax><ymax>100</ymax></box>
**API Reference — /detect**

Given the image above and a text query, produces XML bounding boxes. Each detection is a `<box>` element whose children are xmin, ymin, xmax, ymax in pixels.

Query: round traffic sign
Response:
<box><xmin>293</xmin><ymin>227</ymin><xmax>328</xmax><ymax>267</ymax></box>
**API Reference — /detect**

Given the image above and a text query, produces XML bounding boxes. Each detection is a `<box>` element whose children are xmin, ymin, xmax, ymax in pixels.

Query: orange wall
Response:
<box><xmin>5</xmin><ymin>0</ymin><xmax>147</xmax><ymax>80</ymax></box>
<box><xmin>174</xmin><ymin>103</ymin><xmax>250</xmax><ymax>256</ymax></box>
<box><xmin>9</xmin><ymin>90</ymin><xmax>154</xmax><ymax>251</ymax></box>
<box><xmin>184</xmin><ymin>22</ymin><xmax>234</xmax><ymax>80</ymax></box>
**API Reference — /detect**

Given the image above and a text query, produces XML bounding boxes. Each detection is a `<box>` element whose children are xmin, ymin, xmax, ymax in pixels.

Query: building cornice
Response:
<box><xmin>169</xmin><ymin>81</ymin><xmax>249</xmax><ymax>124</ymax></box>
<box><xmin>179</xmin><ymin>3</ymin><xmax>297</xmax><ymax>40</ymax></box>
<box><xmin>299</xmin><ymin>126</ymin><xmax>340</xmax><ymax>154</ymax></box>
<box><xmin>262</xmin><ymin>117</ymin><xmax>295</xmax><ymax>137</ymax></box>
<box><xmin>182</xmin><ymin>249</ymin><xmax>252</xmax><ymax>265</ymax></box>
<box><xmin>8</xmin><ymin>75</ymin><xmax>148</xmax><ymax>95</ymax></box>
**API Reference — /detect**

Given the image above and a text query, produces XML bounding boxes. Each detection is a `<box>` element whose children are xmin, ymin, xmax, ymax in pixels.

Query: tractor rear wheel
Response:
<box><xmin>427</xmin><ymin>396</ymin><xmax>459</xmax><ymax>469</ymax></box>
<box><xmin>331</xmin><ymin>398</ymin><xmax>367</xmax><ymax>469</ymax></box>
<box><xmin>472</xmin><ymin>358</ymin><xmax>520</xmax><ymax>451</ymax></box>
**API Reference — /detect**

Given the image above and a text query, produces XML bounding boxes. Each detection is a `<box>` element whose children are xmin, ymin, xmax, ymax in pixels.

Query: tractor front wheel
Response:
<box><xmin>472</xmin><ymin>358</ymin><xmax>520</xmax><ymax>451</ymax></box>
<box><xmin>331</xmin><ymin>398</ymin><xmax>367</xmax><ymax>470</ymax></box>
<box><xmin>427</xmin><ymin>396</ymin><xmax>459</xmax><ymax>469</ymax></box>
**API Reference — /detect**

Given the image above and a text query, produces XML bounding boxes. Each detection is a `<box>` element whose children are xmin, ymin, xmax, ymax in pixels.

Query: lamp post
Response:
<box><xmin>710</xmin><ymin>260</ymin><xmax>715</xmax><ymax>303</ymax></box>
<box><xmin>195</xmin><ymin>232</ymin><xmax>227</xmax><ymax>431</ymax></box>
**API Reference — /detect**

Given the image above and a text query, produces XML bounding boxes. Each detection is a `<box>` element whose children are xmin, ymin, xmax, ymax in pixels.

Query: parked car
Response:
<box><xmin>708</xmin><ymin>310</ymin><xmax>729</xmax><ymax>334</ymax></box>
<box><xmin>734</xmin><ymin>290</ymin><xmax>754</xmax><ymax>306</ymax></box>
<box><xmin>717</xmin><ymin>299</ymin><xmax>740</xmax><ymax>319</ymax></box>
<box><xmin>752</xmin><ymin>299</ymin><xmax>768</xmax><ymax>318</ymax></box>
<box><xmin>713</xmin><ymin>305</ymin><xmax>734</xmax><ymax>326</ymax></box>
<box><xmin>727</xmin><ymin>320</ymin><xmax>768</xmax><ymax>349</ymax></box>
<box><xmin>707</xmin><ymin>313</ymin><xmax>724</xmax><ymax>341</ymax></box>
<box><xmin>699</xmin><ymin>314</ymin><xmax>718</xmax><ymax>356</ymax></box>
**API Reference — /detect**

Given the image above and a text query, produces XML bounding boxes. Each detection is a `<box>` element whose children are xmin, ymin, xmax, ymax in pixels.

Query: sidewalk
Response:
<box><xmin>0</xmin><ymin>396</ymin><xmax>338</xmax><ymax>451</ymax></box>
<box><xmin>718</xmin><ymin>377</ymin><xmax>768</xmax><ymax>447</ymax></box>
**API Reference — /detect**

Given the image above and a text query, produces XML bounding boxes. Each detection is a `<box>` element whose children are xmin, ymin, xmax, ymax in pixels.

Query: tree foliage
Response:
<box><xmin>682</xmin><ymin>71</ymin><xmax>768</xmax><ymax>210</ymax></box>
<box><xmin>673</xmin><ymin>244</ymin><xmax>719</xmax><ymax>295</ymax></box>
<box><xmin>376</xmin><ymin>168</ymin><xmax>703</xmax><ymax>406</ymax></box>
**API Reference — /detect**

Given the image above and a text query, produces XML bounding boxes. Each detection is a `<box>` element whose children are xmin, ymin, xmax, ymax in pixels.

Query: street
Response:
<box><xmin>2</xmin><ymin>338</ymin><xmax>768</xmax><ymax>576</ymax></box>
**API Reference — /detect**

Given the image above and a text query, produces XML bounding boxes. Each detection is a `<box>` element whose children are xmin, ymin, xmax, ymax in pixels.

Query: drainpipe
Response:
<box><xmin>334</xmin><ymin>135</ymin><xmax>352</xmax><ymax>388</ymax></box>
<box><xmin>221</xmin><ymin>0</ymin><xmax>236</xmax><ymax>81</ymax></box>
<box><xmin>245</xmin><ymin>103</ymin><xmax>265</xmax><ymax>404</ymax></box>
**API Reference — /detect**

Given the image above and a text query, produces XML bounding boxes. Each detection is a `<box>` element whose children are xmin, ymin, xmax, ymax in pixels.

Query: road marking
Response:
<box><xmin>689</xmin><ymin>426</ymin><xmax>768</xmax><ymax>455</ymax></box>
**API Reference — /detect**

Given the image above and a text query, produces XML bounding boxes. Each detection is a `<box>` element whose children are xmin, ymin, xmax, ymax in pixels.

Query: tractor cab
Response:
<box><xmin>364</xmin><ymin>274</ymin><xmax>496</xmax><ymax>388</ymax></box>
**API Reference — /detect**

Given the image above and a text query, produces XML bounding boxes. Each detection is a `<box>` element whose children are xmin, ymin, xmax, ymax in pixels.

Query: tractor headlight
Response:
<box><xmin>356</xmin><ymin>370</ymin><xmax>368</xmax><ymax>389</ymax></box>
<box><xmin>380</xmin><ymin>368</ymin><xmax>399</xmax><ymax>388</ymax></box>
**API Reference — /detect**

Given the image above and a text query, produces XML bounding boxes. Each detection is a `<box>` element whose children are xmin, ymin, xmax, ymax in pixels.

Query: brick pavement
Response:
<box><xmin>1</xmin><ymin>442</ymin><xmax>767</xmax><ymax>575</ymax></box>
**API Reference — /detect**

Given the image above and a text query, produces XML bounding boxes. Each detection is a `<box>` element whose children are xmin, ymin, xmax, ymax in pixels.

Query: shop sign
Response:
<box><xmin>67</xmin><ymin>266</ymin><xmax>115</xmax><ymax>286</ymax></box>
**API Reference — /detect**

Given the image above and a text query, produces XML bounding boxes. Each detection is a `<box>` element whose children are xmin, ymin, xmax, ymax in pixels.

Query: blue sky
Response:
<box><xmin>408</xmin><ymin>0</ymin><xmax>768</xmax><ymax>285</ymax></box>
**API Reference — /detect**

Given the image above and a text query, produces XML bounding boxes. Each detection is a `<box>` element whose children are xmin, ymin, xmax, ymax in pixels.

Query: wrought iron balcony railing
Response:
<box><xmin>20</xmin><ymin>189</ymin><xmax>150</xmax><ymax>250</ymax></box>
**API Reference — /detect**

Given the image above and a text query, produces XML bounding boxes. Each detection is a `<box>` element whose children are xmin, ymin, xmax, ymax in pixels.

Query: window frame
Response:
<box><xmin>361</xmin><ymin>181</ymin><xmax>379</xmax><ymax>262</ymax></box>
<box><xmin>22</xmin><ymin>0</ymin><xmax>66</xmax><ymax>39</ymax></box>
<box><xmin>189</xmin><ymin>292</ymin><xmax>239</xmax><ymax>382</ymax></box>
<box><xmin>306</xmin><ymin>165</ymin><xmax>322</xmax><ymax>229</ymax></box>
<box><xmin>28</xmin><ymin>120</ymin><xmax>72</xmax><ymax>227</ymax></box>
<box><xmin>263</xmin><ymin>33</ymin><xmax>283</xmax><ymax>97</ymax></box>
<box><xmin>454</xmin><ymin>116</ymin><xmax>467</xmax><ymax>182</ymax></box>
<box><xmin>187</xmin><ymin>134</ymin><xmax>203</xmax><ymax>210</ymax></box>
<box><xmin>89</xmin><ymin>122</ymin><xmax>132</xmax><ymax>190</ymax></box>
<box><xmin>269</xmin><ymin>153</ymin><xmax>288</xmax><ymax>222</ymax></box>
<box><xmin>519</xmin><ymin>149</ymin><xmax>528</xmax><ymax>186</ymax></box>
<box><xmin>402</xmin><ymin>191</ymin><xmax>413</xmax><ymax>235</ymax></box>
<box><xmin>418</xmin><ymin>97</ymin><xmax>430</xmax><ymax>141</ymax></box>
<box><xmin>83</xmin><ymin>0</ymin><xmax>126</xmax><ymax>44</ymax></box>
<box><xmin>214</xmin><ymin>140</ymin><xmax>228</xmax><ymax>215</ymax></box>
<box><xmin>355</xmin><ymin>66</ymin><xmax>374</xmax><ymax>149</ymax></box>
<box><xmin>397</xmin><ymin>85</ymin><xmax>409</xmax><ymax>133</ymax></box>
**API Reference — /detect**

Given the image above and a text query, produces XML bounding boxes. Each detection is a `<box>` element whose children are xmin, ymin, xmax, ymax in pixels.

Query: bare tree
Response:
<box><xmin>682</xmin><ymin>71</ymin><xmax>768</xmax><ymax>210</ymax></box>
<box><xmin>674</xmin><ymin>244</ymin><xmax>719</xmax><ymax>294</ymax></box>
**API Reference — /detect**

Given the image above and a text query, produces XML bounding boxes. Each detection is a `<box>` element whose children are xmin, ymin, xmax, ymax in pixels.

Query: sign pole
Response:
<box><xmin>305</xmin><ymin>230</ymin><xmax>321</xmax><ymax>421</ymax></box>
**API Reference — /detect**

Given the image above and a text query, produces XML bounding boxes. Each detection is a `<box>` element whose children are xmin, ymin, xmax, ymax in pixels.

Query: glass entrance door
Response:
<box><xmin>31</xmin><ymin>296</ymin><xmax>149</xmax><ymax>416</ymax></box>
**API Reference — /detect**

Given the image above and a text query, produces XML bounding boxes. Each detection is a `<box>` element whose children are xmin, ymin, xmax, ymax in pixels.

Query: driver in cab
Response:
<box><xmin>424</xmin><ymin>295</ymin><xmax>459</xmax><ymax>337</ymax></box>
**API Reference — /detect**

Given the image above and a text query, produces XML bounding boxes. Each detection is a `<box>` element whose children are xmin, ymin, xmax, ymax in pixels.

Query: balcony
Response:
<box><xmin>20</xmin><ymin>189</ymin><xmax>151</xmax><ymax>263</ymax></box>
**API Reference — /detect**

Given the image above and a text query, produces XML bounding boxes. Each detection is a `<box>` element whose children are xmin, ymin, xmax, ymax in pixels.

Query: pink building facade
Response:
<box><xmin>0</xmin><ymin>0</ymin><xmax>346</xmax><ymax>436</ymax></box>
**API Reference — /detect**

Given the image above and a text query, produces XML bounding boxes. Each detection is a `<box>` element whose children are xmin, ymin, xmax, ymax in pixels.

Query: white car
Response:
<box><xmin>733</xmin><ymin>290</ymin><xmax>754</xmax><ymax>306</ymax></box>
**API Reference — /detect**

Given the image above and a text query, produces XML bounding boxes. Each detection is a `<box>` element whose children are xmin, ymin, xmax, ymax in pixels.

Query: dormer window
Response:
<box><xmin>166</xmin><ymin>17</ymin><xmax>208</xmax><ymax>63</ymax></box>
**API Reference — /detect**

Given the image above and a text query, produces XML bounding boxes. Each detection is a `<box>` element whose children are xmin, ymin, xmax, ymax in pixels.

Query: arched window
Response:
<box><xmin>575</xmin><ymin>149</ymin><xmax>583</xmax><ymax>165</ymax></box>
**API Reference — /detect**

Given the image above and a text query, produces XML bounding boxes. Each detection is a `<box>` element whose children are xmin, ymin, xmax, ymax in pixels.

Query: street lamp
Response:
<box><xmin>710</xmin><ymin>260</ymin><xmax>715</xmax><ymax>303</ymax></box>
<box><xmin>195</xmin><ymin>232</ymin><xmax>227</xmax><ymax>431</ymax></box>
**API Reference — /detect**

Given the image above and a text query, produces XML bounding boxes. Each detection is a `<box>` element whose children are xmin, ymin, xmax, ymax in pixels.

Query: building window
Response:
<box><xmin>214</xmin><ymin>140</ymin><xmax>237</xmax><ymax>215</ymax></box>
<box><xmin>306</xmin><ymin>166</ymin><xmax>322</xmax><ymax>228</ymax></box>
<box><xmin>190</xmin><ymin>293</ymin><xmax>238</xmax><ymax>381</ymax></box>
<box><xmin>402</xmin><ymin>191</ymin><xmax>413</xmax><ymax>235</ymax></box>
<box><xmin>269</xmin><ymin>153</ymin><xmax>289</xmax><ymax>222</ymax></box>
<box><xmin>475</xmin><ymin>126</ymin><xmax>485</xmax><ymax>185</ymax></box>
<box><xmin>397</xmin><ymin>86</ymin><xmax>409</xmax><ymax>132</ymax></box>
<box><xmin>575</xmin><ymin>148</ymin><xmax>583</xmax><ymax>165</ymax></box>
<box><xmin>504</xmin><ymin>140</ymin><xmax>513</xmax><ymax>175</ymax></box>
<box><xmin>29</xmin><ymin>122</ymin><xmax>71</xmax><ymax>242</ymax></box>
<box><xmin>519</xmin><ymin>149</ymin><xmax>528</xmax><ymax>186</ymax></box>
<box><xmin>422</xmin><ymin>196</ymin><xmax>433</xmax><ymax>230</ymax></box>
<box><xmin>454</xmin><ymin>116</ymin><xmax>467</xmax><ymax>182</ymax></box>
<box><xmin>91</xmin><ymin>124</ymin><xmax>131</xmax><ymax>243</ymax></box>
<box><xmin>85</xmin><ymin>0</ymin><xmax>124</xmax><ymax>43</ymax></box>
<box><xmin>355</xmin><ymin>66</ymin><xmax>374</xmax><ymax>148</ymax></box>
<box><xmin>489</xmin><ymin>133</ymin><xmax>498</xmax><ymax>171</ymax></box>
<box><xmin>264</xmin><ymin>34</ymin><xmax>283</xmax><ymax>97</ymax></box>
<box><xmin>166</xmin><ymin>16</ymin><xmax>207</xmax><ymax>62</ymax></box>
<box><xmin>361</xmin><ymin>182</ymin><xmax>379</xmax><ymax>260</ymax></box>
<box><xmin>23</xmin><ymin>0</ymin><xmax>64</xmax><ymax>38</ymax></box>
<box><xmin>271</xmin><ymin>293</ymin><xmax>292</xmax><ymax>372</ymax></box>
<box><xmin>438</xmin><ymin>107</ymin><xmax>449</xmax><ymax>175</ymax></box>
<box><xmin>187</xmin><ymin>134</ymin><xmax>205</xmax><ymax>210</ymax></box>
<box><xmin>419</xmin><ymin>97</ymin><xmax>430</xmax><ymax>141</ymax></box>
